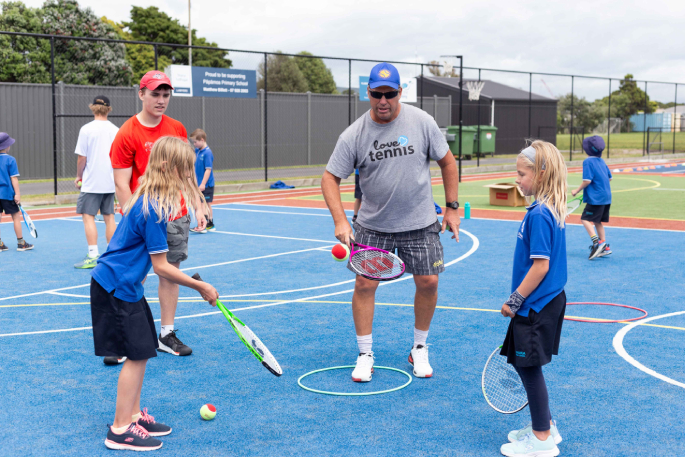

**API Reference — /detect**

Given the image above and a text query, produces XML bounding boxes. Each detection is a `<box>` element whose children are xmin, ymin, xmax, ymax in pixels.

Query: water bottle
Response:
<box><xmin>464</xmin><ymin>202</ymin><xmax>471</xmax><ymax>219</ymax></box>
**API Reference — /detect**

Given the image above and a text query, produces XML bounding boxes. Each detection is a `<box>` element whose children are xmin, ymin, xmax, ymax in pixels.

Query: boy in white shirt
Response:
<box><xmin>73</xmin><ymin>96</ymin><xmax>119</xmax><ymax>269</ymax></box>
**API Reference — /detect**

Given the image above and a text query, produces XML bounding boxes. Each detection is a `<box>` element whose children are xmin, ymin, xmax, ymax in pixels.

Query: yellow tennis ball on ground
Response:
<box><xmin>200</xmin><ymin>404</ymin><xmax>216</xmax><ymax>420</ymax></box>
<box><xmin>331</xmin><ymin>243</ymin><xmax>350</xmax><ymax>262</ymax></box>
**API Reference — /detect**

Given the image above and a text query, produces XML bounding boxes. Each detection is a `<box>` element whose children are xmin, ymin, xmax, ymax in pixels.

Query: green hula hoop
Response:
<box><xmin>297</xmin><ymin>365</ymin><xmax>412</xmax><ymax>396</ymax></box>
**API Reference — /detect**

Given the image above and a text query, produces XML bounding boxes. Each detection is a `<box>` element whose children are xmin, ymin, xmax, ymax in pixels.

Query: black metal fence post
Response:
<box><xmin>570</xmin><ymin>76</ymin><xmax>574</xmax><ymax>161</ymax></box>
<box><xmin>528</xmin><ymin>72</ymin><xmax>532</xmax><ymax>138</ymax></box>
<box><xmin>477</xmin><ymin>68</ymin><xmax>481</xmax><ymax>167</ymax></box>
<box><xmin>607</xmin><ymin>79</ymin><xmax>612</xmax><ymax>159</ymax></box>
<box><xmin>458</xmin><ymin>56</ymin><xmax>463</xmax><ymax>182</ymax></box>
<box><xmin>264</xmin><ymin>53</ymin><xmax>268</xmax><ymax>181</ymax></box>
<box><xmin>673</xmin><ymin>84</ymin><xmax>678</xmax><ymax>154</ymax></box>
<box><xmin>643</xmin><ymin>82</ymin><xmax>648</xmax><ymax>156</ymax></box>
<box><xmin>348</xmin><ymin>59</ymin><xmax>352</xmax><ymax>125</ymax></box>
<box><xmin>51</xmin><ymin>37</ymin><xmax>58</xmax><ymax>196</ymax></box>
<box><xmin>420</xmin><ymin>64</ymin><xmax>424</xmax><ymax>110</ymax></box>
<box><xmin>154</xmin><ymin>45</ymin><xmax>158</xmax><ymax>70</ymax></box>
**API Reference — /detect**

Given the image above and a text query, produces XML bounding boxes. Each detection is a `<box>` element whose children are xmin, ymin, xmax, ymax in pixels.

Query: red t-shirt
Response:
<box><xmin>110</xmin><ymin>114</ymin><xmax>189</xmax><ymax>219</ymax></box>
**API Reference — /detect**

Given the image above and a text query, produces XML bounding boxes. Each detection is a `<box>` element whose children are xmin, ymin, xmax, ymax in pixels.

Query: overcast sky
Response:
<box><xmin>22</xmin><ymin>0</ymin><xmax>685</xmax><ymax>102</ymax></box>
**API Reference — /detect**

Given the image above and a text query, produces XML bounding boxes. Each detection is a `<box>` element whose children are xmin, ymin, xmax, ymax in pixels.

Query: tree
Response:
<box><xmin>123</xmin><ymin>6</ymin><xmax>231</xmax><ymax>69</ymax></box>
<box><xmin>42</xmin><ymin>0</ymin><xmax>131</xmax><ymax>86</ymax></box>
<box><xmin>0</xmin><ymin>1</ymin><xmax>51</xmax><ymax>83</ymax></box>
<box><xmin>294</xmin><ymin>51</ymin><xmax>337</xmax><ymax>94</ymax></box>
<box><xmin>556</xmin><ymin>93</ymin><xmax>605</xmax><ymax>132</ymax></box>
<box><xmin>426</xmin><ymin>60</ymin><xmax>458</xmax><ymax>77</ymax></box>
<box><xmin>597</xmin><ymin>74</ymin><xmax>655</xmax><ymax>119</ymax></box>
<box><xmin>257</xmin><ymin>53</ymin><xmax>308</xmax><ymax>93</ymax></box>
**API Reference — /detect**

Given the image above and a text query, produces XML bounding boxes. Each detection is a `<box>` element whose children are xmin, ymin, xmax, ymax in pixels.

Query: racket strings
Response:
<box><xmin>482</xmin><ymin>354</ymin><xmax>528</xmax><ymax>413</ymax></box>
<box><xmin>349</xmin><ymin>249</ymin><xmax>403</xmax><ymax>279</ymax></box>
<box><xmin>233</xmin><ymin>322</ymin><xmax>283</xmax><ymax>375</ymax></box>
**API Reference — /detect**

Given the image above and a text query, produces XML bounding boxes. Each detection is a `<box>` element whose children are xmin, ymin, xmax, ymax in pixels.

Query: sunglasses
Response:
<box><xmin>368</xmin><ymin>89</ymin><xmax>400</xmax><ymax>100</ymax></box>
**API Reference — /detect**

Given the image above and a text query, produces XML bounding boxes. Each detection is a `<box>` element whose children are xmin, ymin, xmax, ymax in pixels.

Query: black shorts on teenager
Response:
<box><xmin>354</xmin><ymin>174</ymin><xmax>363</xmax><ymax>199</ymax></box>
<box><xmin>0</xmin><ymin>198</ymin><xmax>19</xmax><ymax>215</ymax></box>
<box><xmin>90</xmin><ymin>278</ymin><xmax>158</xmax><ymax>361</ymax></box>
<box><xmin>581</xmin><ymin>203</ymin><xmax>610</xmax><ymax>223</ymax></box>
<box><xmin>501</xmin><ymin>290</ymin><xmax>566</xmax><ymax>367</ymax></box>
<box><xmin>202</xmin><ymin>186</ymin><xmax>214</xmax><ymax>203</ymax></box>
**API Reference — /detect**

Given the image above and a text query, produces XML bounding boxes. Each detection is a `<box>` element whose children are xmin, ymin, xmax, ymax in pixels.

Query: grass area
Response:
<box><xmin>300</xmin><ymin>173</ymin><xmax>685</xmax><ymax>220</ymax></box>
<box><xmin>556</xmin><ymin>132</ymin><xmax>685</xmax><ymax>153</ymax></box>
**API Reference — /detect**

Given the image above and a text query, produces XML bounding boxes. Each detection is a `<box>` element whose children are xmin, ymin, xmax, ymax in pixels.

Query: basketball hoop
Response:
<box><xmin>466</xmin><ymin>81</ymin><xmax>485</xmax><ymax>101</ymax></box>
<box><xmin>443</xmin><ymin>61</ymin><xmax>453</xmax><ymax>77</ymax></box>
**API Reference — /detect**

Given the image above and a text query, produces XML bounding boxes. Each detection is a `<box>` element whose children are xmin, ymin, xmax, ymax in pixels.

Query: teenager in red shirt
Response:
<box><xmin>109</xmin><ymin>71</ymin><xmax>206</xmax><ymax>363</ymax></box>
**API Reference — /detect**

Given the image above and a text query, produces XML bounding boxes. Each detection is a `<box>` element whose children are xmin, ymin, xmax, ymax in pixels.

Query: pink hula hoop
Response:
<box><xmin>564</xmin><ymin>302</ymin><xmax>648</xmax><ymax>323</ymax></box>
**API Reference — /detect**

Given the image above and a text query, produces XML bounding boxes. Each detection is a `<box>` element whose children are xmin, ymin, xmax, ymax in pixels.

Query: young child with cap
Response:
<box><xmin>0</xmin><ymin>132</ymin><xmax>33</xmax><ymax>252</ymax></box>
<box><xmin>190</xmin><ymin>128</ymin><xmax>215</xmax><ymax>233</ymax></box>
<box><xmin>571</xmin><ymin>135</ymin><xmax>612</xmax><ymax>260</ymax></box>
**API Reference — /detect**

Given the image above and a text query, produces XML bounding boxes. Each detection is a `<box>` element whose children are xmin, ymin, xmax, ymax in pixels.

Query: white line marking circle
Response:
<box><xmin>613</xmin><ymin>310</ymin><xmax>685</xmax><ymax>389</ymax></box>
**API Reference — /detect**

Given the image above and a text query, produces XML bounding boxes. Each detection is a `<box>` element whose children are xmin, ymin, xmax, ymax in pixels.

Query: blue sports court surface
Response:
<box><xmin>1</xmin><ymin>200</ymin><xmax>684</xmax><ymax>456</ymax></box>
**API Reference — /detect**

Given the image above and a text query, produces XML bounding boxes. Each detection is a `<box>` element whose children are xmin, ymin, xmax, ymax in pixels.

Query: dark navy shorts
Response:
<box><xmin>581</xmin><ymin>203</ymin><xmax>610</xmax><ymax>223</ymax></box>
<box><xmin>501</xmin><ymin>290</ymin><xmax>566</xmax><ymax>367</ymax></box>
<box><xmin>349</xmin><ymin>220</ymin><xmax>445</xmax><ymax>276</ymax></box>
<box><xmin>202</xmin><ymin>186</ymin><xmax>214</xmax><ymax>203</ymax></box>
<box><xmin>0</xmin><ymin>199</ymin><xmax>19</xmax><ymax>215</ymax></box>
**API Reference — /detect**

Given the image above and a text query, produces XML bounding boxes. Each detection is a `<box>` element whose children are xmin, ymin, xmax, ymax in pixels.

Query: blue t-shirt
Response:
<box><xmin>582</xmin><ymin>157</ymin><xmax>612</xmax><ymax>205</ymax></box>
<box><xmin>511</xmin><ymin>202</ymin><xmax>567</xmax><ymax>317</ymax></box>
<box><xmin>195</xmin><ymin>147</ymin><xmax>215</xmax><ymax>188</ymax></box>
<box><xmin>0</xmin><ymin>153</ymin><xmax>20</xmax><ymax>200</ymax></box>
<box><xmin>92</xmin><ymin>198</ymin><xmax>169</xmax><ymax>302</ymax></box>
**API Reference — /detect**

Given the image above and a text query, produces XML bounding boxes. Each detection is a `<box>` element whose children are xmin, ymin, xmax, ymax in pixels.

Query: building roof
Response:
<box><xmin>421</xmin><ymin>76</ymin><xmax>556</xmax><ymax>102</ymax></box>
<box><xmin>655</xmin><ymin>105</ymin><xmax>685</xmax><ymax>114</ymax></box>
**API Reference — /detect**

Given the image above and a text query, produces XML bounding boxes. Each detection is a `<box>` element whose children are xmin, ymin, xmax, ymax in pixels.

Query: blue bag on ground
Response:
<box><xmin>270</xmin><ymin>180</ymin><xmax>295</xmax><ymax>189</ymax></box>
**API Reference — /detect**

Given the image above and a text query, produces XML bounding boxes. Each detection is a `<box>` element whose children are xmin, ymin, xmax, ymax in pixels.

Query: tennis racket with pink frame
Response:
<box><xmin>347</xmin><ymin>242</ymin><xmax>405</xmax><ymax>281</ymax></box>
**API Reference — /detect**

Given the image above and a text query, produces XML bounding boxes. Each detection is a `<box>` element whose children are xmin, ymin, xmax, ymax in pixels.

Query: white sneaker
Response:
<box><xmin>508</xmin><ymin>421</ymin><xmax>562</xmax><ymax>445</ymax></box>
<box><xmin>351</xmin><ymin>352</ymin><xmax>374</xmax><ymax>382</ymax></box>
<box><xmin>408</xmin><ymin>345</ymin><xmax>433</xmax><ymax>378</ymax></box>
<box><xmin>501</xmin><ymin>432</ymin><xmax>559</xmax><ymax>457</ymax></box>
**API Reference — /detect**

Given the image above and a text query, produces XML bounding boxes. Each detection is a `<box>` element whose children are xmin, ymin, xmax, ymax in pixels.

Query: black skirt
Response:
<box><xmin>90</xmin><ymin>278</ymin><xmax>159</xmax><ymax>361</ymax></box>
<box><xmin>501</xmin><ymin>290</ymin><xmax>566</xmax><ymax>367</ymax></box>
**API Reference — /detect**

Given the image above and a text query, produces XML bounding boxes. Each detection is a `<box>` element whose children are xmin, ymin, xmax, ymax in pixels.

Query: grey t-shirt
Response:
<box><xmin>326</xmin><ymin>103</ymin><xmax>449</xmax><ymax>233</ymax></box>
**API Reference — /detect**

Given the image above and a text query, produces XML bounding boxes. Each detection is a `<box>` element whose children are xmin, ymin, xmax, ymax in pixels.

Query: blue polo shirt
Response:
<box><xmin>92</xmin><ymin>198</ymin><xmax>169</xmax><ymax>302</ymax></box>
<box><xmin>582</xmin><ymin>157</ymin><xmax>612</xmax><ymax>205</ymax></box>
<box><xmin>195</xmin><ymin>146</ymin><xmax>215</xmax><ymax>188</ymax></box>
<box><xmin>0</xmin><ymin>153</ymin><xmax>20</xmax><ymax>200</ymax></box>
<box><xmin>512</xmin><ymin>202</ymin><xmax>567</xmax><ymax>317</ymax></box>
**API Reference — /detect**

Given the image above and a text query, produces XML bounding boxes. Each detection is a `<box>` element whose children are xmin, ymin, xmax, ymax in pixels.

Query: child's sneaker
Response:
<box><xmin>588</xmin><ymin>241</ymin><xmax>605</xmax><ymax>260</ymax></box>
<box><xmin>190</xmin><ymin>226</ymin><xmax>207</xmax><ymax>234</ymax></box>
<box><xmin>597</xmin><ymin>243</ymin><xmax>612</xmax><ymax>257</ymax></box>
<box><xmin>104</xmin><ymin>423</ymin><xmax>162</xmax><ymax>451</ymax></box>
<box><xmin>103</xmin><ymin>356</ymin><xmax>127</xmax><ymax>365</ymax></box>
<box><xmin>74</xmin><ymin>254</ymin><xmax>98</xmax><ymax>269</ymax></box>
<box><xmin>206</xmin><ymin>220</ymin><xmax>216</xmax><ymax>232</ymax></box>
<box><xmin>158</xmin><ymin>330</ymin><xmax>193</xmax><ymax>356</ymax></box>
<box><xmin>351</xmin><ymin>352</ymin><xmax>374</xmax><ymax>382</ymax></box>
<box><xmin>500</xmin><ymin>432</ymin><xmax>559</xmax><ymax>457</ymax></box>
<box><xmin>408</xmin><ymin>344</ymin><xmax>433</xmax><ymax>378</ymax></box>
<box><xmin>17</xmin><ymin>240</ymin><xmax>33</xmax><ymax>251</ymax></box>
<box><xmin>508</xmin><ymin>421</ymin><xmax>562</xmax><ymax>445</ymax></box>
<box><xmin>136</xmin><ymin>408</ymin><xmax>172</xmax><ymax>437</ymax></box>
<box><xmin>0</xmin><ymin>241</ymin><xmax>8</xmax><ymax>252</ymax></box>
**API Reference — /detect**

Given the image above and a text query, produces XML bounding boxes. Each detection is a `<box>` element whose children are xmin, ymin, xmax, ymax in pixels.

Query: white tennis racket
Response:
<box><xmin>482</xmin><ymin>345</ymin><xmax>528</xmax><ymax>414</ymax></box>
<box><xmin>18</xmin><ymin>204</ymin><xmax>37</xmax><ymax>238</ymax></box>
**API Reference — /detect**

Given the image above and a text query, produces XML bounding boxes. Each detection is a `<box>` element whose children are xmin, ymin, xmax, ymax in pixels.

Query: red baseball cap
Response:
<box><xmin>139</xmin><ymin>71</ymin><xmax>174</xmax><ymax>91</ymax></box>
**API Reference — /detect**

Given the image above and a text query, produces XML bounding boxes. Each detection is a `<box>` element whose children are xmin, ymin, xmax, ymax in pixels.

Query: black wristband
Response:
<box><xmin>505</xmin><ymin>290</ymin><xmax>526</xmax><ymax>314</ymax></box>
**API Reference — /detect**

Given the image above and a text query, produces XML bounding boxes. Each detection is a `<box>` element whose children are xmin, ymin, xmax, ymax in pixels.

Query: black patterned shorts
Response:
<box><xmin>348</xmin><ymin>220</ymin><xmax>445</xmax><ymax>276</ymax></box>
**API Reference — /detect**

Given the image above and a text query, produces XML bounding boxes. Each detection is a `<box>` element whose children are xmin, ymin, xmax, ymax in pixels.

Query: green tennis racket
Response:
<box><xmin>567</xmin><ymin>193</ymin><xmax>583</xmax><ymax>215</ymax></box>
<box><xmin>192</xmin><ymin>273</ymin><xmax>282</xmax><ymax>377</ymax></box>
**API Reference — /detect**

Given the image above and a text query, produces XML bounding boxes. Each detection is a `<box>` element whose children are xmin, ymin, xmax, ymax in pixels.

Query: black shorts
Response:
<box><xmin>90</xmin><ymin>279</ymin><xmax>158</xmax><ymax>361</ymax></box>
<box><xmin>581</xmin><ymin>203</ymin><xmax>610</xmax><ymax>223</ymax></box>
<box><xmin>202</xmin><ymin>186</ymin><xmax>214</xmax><ymax>203</ymax></box>
<box><xmin>501</xmin><ymin>290</ymin><xmax>566</xmax><ymax>367</ymax></box>
<box><xmin>354</xmin><ymin>174</ymin><xmax>362</xmax><ymax>200</ymax></box>
<box><xmin>0</xmin><ymin>199</ymin><xmax>19</xmax><ymax>215</ymax></box>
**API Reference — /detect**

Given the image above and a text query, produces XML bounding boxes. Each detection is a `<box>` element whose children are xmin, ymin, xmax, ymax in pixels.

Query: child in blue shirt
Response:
<box><xmin>190</xmin><ymin>129</ymin><xmax>215</xmax><ymax>232</ymax></box>
<box><xmin>499</xmin><ymin>140</ymin><xmax>568</xmax><ymax>457</ymax></box>
<box><xmin>572</xmin><ymin>135</ymin><xmax>612</xmax><ymax>260</ymax></box>
<box><xmin>91</xmin><ymin>136</ymin><xmax>219</xmax><ymax>451</ymax></box>
<box><xmin>0</xmin><ymin>132</ymin><xmax>33</xmax><ymax>251</ymax></box>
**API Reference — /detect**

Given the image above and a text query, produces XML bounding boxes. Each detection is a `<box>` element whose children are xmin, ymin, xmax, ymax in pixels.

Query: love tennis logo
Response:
<box><xmin>398</xmin><ymin>136</ymin><xmax>408</xmax><ymax>146</ymax></box>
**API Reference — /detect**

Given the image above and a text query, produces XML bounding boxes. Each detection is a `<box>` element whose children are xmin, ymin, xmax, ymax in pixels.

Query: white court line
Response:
<box><xmin>0</xmin><ymin>229</ymin><xmax>479</xmax><ymax>337</ymax></box>
<box><xmin>211</xmin><ymin>230</ymin><xmax>333</xmax><ymax>244</ymax></box>
<box><xmin>214</xmin><ymin>207</ymin><xmax>338</xmax><ymax>217</ymax></box>
<box><xmin>226</xmin><ymin>202</ymin><xmax>352</xmax><ymax>212</ymax></box>
<box><xmin>613</xmin><ymin>310</ymin><xmax>685</xmax><ymax>390</ymax></box>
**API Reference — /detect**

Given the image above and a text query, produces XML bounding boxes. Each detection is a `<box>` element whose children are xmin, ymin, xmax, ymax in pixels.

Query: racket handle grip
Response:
<box><xmin>192</xmin><ymin>273</ymin><xmax>203</xmax><ymax>282</ymax></box>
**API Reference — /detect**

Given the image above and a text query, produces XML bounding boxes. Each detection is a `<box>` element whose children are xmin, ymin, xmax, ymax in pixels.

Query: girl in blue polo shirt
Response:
<box><xmin>499</xmin><ymin>140</ymin><xmax>568</xmax><ymax>457</ymax></box>
<box><xmin>90</xmin><ymin>136</ymin><xmax>219</xmax><ymax>452</ymax></box>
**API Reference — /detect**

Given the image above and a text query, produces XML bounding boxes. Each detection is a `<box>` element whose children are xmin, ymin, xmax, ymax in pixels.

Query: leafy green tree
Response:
<box><xmin>597</xmin><ymin>74</ymin><xmax>655</xmax><ymax>119</ymax></box>
<box><xmin>42</xmin><ymin>0</ymin><xmax>131</xmax><ymax>86</ymax></box>
<box><xmin>0</xmin><ymin>1</ymin><xmax>50</xmax><ymax>83</ymax></box>
<box><xmin>556</xmin><ymin>93</ymin><xmax>605</xmax><ymax>132</ymax></box>
<box><xmin>294</xmin><ymin>52</ymin><xmax>337</xmax><ymax>94</ymax></box>
<box><xmin>257</xmin><ymin>53</ymin><xmax>309</xmax><ymax>93</ymax></box>
<box><xmin>123</xmin><ymin>6</ymin><xmax>231</xmax><ymax>69</ymax></box>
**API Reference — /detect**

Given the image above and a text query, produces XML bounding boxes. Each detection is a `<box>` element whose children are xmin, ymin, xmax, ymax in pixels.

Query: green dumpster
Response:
<box><xmin>445</xmin><ymin>125</ymin><xmax>476</xmax><ymax>159</ymax></box>
<box><xmin>474</xmin><ymin>125</ymin><xmax>498</xmax><ymax>157</ymax></box>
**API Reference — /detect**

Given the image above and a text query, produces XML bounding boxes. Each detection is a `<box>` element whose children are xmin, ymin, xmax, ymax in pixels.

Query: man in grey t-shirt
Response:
<box><xmin>321</xmin><ymin>62</ymin><xmax>461</xmax><ymax>383</ymax></box>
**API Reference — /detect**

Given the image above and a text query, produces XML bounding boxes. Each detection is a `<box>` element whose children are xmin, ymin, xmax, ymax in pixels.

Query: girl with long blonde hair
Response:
<box><xmin>90</xmin><ymin>136</ymin><xmax>219</xmax><ymax>451</ymax></box>
<box><xmin>499</xmin><ymin>140</ymin><xmax>568</xmax><ymax>457</ymax></box>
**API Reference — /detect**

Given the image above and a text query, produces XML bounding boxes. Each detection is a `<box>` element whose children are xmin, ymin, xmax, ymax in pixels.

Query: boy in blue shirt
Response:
<box><xmin>190</xmin><ymin>129</ymin><xmax>215</xmax><ymax>232</ymax></box>
<box><xmin>0</xmin><ymin>133</ymin><xmax>33</xmax><ymax>252</ymax></box>
<box><xmin>571</xmin><ymin>135</ymin><xmax>612</xmax><ymax>260</ymax></box>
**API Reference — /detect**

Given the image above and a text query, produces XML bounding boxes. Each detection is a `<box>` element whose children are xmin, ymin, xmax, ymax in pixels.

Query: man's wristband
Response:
<box><xmin>505</xmin><ymin>290</ymin><xmax>526</xmax><ymax>314</ymax></box>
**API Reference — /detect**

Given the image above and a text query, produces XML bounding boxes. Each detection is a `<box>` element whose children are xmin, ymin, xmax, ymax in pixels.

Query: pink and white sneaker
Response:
<box><xmin>351</xmin><ymin>352</ymin><xmax>374</xmax><ymax>382</ymax></box>
<box><xmin>409</xmin><ymin>345</ymin><xmax>433</xmax><ymax>378</ymax></box>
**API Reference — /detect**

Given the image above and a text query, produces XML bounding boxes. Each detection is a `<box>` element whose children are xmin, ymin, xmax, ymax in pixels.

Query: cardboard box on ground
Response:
<box><xmin>483</xmin><ymin>183</ymin><xmax>527</xmax><ymax>207</ymax></box>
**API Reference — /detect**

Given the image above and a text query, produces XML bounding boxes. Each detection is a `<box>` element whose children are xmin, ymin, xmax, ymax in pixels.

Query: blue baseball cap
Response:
<box><xmin>368</xmin><ymin>63</ymin><xmax>400</xmax><ymax>90</ymax></box>
<box><xmin>582</xmin><ymin>135</ymin><xmax>605</xmax><ymax>157</ymax></box>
